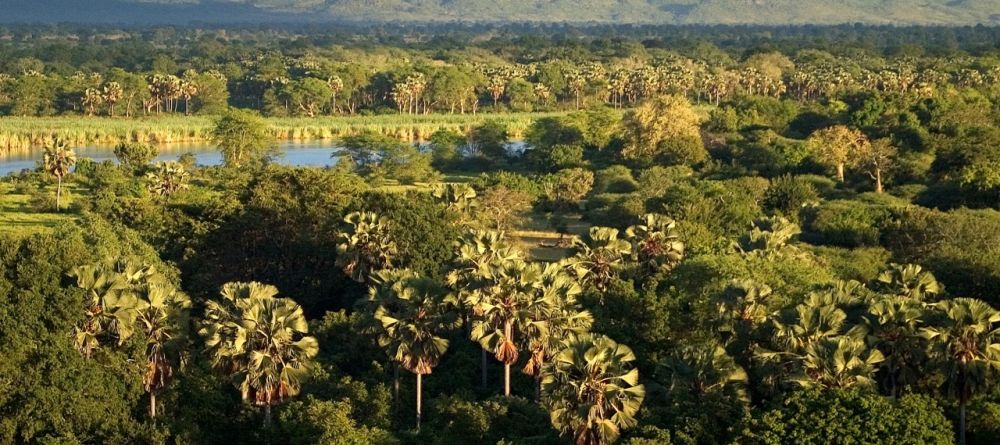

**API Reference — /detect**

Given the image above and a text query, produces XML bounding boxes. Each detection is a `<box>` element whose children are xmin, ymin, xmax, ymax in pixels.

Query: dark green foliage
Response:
<box><xmin>352</xmin><ymin>192</ymin><xmax>460</xmax><ymax>279</ymax></box>
<box><xmin>468</xmin><ymin>121</ymin><xmax>509</xmax><ymax>162</ymax></box>
<box><xmin>882</xmin><ymin>207</ymin><xmax>1000</xmax><ymax>303</ymax></box>
<box><xmin>427</xmin><ymin>129</ymin><xmax>466</xmax><ymax>170</ymax></box>
<box><xmin>763</xmin><ymin>175</ymin><xmax>819</xmax><ymax>221</ymax></box>
<box><xmin>803</xmin><ymin>200</ymin><xmax>892</xmax><ymax>247</ymax></box>
<box><xmin>741</xmin><ymin>389</ymin><xmax>954</xmax><ymax>445</ymax></box>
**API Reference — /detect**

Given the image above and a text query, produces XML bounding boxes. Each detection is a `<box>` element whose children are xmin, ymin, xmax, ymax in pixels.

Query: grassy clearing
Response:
<box><xmin>0</xmin><ymin>182</ymin><xmax>78</xmax><ymax>237</ymax></box>
<box><xmin>512</xmin><ymin>212</ymin><xmax>590</xmax><ymax>262</ymax></box>
<box><xmin>0</xmin><ymin>112</ymin><xmax>567</xmax><ymax>153</ymax></box>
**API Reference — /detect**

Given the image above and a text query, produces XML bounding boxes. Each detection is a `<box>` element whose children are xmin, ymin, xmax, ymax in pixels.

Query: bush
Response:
<box><xmin>26</xmin><ymin>187</ymin><xmax>58</xmax><ymax>212</ymax></box>
<box><xmin>811</xmin><ymin>246</ymin><xmax>891</xmax><ymax>282</ymax></box>
<box><xmin>472</xmin><ymin>171</ymin><xmax>543</xmax><ymax>198</ymax></box>
<box><xmin>637</xmin><ymin>165</ymin><xmax>694</xmax><ymax>196</ymax></box>
<box><xmin>740</xmin><ymin>389</ymin><xmax>953</xmax><ymax>445</ymax></box>
<box><xmin>763</xmin><ymin>175</ymin><xmax>819</xmax><ymax>221</ymax></box>
<box><xmin>803</xmin><ymin>200</ymin><xmax>891</xmax><ymax>247</ymax></box>
<box><xmin>595</xmin><ymin>165</ymin><xmax>638</xmax><ymax>194</ymax></box>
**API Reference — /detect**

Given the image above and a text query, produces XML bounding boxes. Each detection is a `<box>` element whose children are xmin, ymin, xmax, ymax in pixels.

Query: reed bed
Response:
<box><xmin>0</xmin><ymin>112</ymin><xmax>563</xmax><ymax>153</ymax></box>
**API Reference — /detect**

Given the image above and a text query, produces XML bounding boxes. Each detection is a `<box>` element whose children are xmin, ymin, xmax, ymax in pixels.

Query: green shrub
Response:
<box><xmin>595</xmin><ymin>165</ymin><xmax>638</xmax><ymax>194</ymax></box>
<box><xmin>740</xmin><ymin>389</ymin><xmax>953</xmax><ymax>445</ymax></box>
<box><xmin>803</xmin><ymin>200</ymin><xmax>891</xmax><ymax>247</ymax></box>
<box><xmin>764</xmin><ymin>175</ymin><xmax>819</xmax><ymax>221</ymax></box>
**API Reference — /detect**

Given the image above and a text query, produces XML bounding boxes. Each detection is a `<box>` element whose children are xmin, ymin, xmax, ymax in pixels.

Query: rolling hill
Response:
<box><xmin>2</xmin><ymin>0</ymin><xmax>998</xmax><ymax>25</ymax></box>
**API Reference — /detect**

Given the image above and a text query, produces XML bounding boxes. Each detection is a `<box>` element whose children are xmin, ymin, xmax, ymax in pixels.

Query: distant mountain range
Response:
<box><xmin>3</xmin><ymin>0</ymin><xmax>998</xmax><ymax>25</ymax></box>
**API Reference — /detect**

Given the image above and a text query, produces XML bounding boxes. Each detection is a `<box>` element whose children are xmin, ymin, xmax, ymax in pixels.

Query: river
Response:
<box><xmin>0</xmin><ymin>141</ymin><xmax>344</xmax><ymax>176</ymax></box>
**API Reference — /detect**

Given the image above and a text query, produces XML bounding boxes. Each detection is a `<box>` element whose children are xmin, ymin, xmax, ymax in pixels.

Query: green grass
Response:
<box><xmin>0</xmin><ymin>111</ymin><xmax>568</xmax><ymax>153</ymax></box>
<box><xmin>0</xmin><ymin>182</ymin><xmax>78</xmax><ymax>237</ymax></box>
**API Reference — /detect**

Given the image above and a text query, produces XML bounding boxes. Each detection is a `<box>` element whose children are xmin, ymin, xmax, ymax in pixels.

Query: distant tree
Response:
<box><xmin>211</xmin><ymin>108</ymin><xmax>275</xmax><ymax>168</ymax></box>
<box><xmin>858</xmin><ymin>138</ymin><xmax>897</xmax><ymax>193</ymax></box>
<box><xmin>468</xmin><ymin>121</ymin><xmax>510</xmax><ymax>161</ymax></box>
<box><xmin>807</xmin><ymin>125</ymin><xmax>870</xmax><ymax>182</ymax></box>
<box><xmin>621</xmin><ymin>95</ymin><xmax>705</xmax><ymax>165</ymax></box>
<box><xmin>42</xmin><ymin>138</ymin><xmax>76</xmax><ymax>211</ymax></box>
<box><xmin>145</xmin><ymin>161</ymin><xmax>190</xmax><ymax>201</ymax></box>
<box><xmin>113</xmin><ymin>141</ymin><xmax>158</xmax><ymax>171</ymax></box>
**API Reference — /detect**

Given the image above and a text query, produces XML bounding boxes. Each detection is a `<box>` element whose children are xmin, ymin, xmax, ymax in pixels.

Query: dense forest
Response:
<box><xmin>1</xmin><ymin>24</ymin><xmax>1000</xmax><ymax>445</ymax></box>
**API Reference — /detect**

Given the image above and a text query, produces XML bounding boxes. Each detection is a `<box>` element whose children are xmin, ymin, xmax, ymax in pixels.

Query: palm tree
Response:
<box><xmin>520</xmin><ymin>263</ymin><xmax>593</xmax><ymax>401</ymax></box>
<box><xmin>133</xmin><ymin>278</ymin><xmax>191</xmax><ymax>418</ymax></box>
<box><xmin>542</xmin><ymin>333</ymin><xmax>645</xmax><ymax>445</ymax></box>
<box><xmin>367</xmin><ymin>270</ymin><xmax>460</xmax><ymax>429</ymax></box>
<box><xmin>788</xmin><ymin>335</ymin><xmax>884</xmax><ymax>390</ymax></box>
<box><xmin>145</xmin><ymin>161</ymin><xmax>190</xmax><ymax>201</ymax></box>
<box><xmin>199</xmin><ymin>281</ymin><xmax>319</xmax><ymax>427</ymax></box>
<box><xmin>625</xmin><ymin>213</ymin><xmax>684</xmax><ymax>274</ymax></box>
<box><xmin>864</xmin><ymin>295</ymin><xmax>926</xmax><ymax>397</ymax></box>
<box><xmin>431</xmin><ymin>183</ymin><xmax>478</xmax><ymax>224</ymax></box>
<box><xmin>448</xmin><ymin>229</ymin><xmax>524</xmax><ymax>389</ymax></box>
<box><xmin>567</xmin><ymin>227</ymin><xmax>632</xmax><ymax>293</ymax></box>
<box><xmin>336</xmin><ymin>212</ymin><xmax>398</xmax><ymax>283</ymax></box>
<box><xmin>921</xmin><ymin>298</ymin><xmax>1000</xmax><ymax>445</ymax></box>
<box><xmin>69</xmin><ymin>260</ymin><xmax>141</xmax><ymax>357</ymax></box>
<box><xmin>876</xmin><ymin>263</ymin><xmax>942</xmax><ymax>301</ymax></box>
<box><xmin>664</xmin><ymin>341</ymin><xmax>748</xmax><ymax>402</ymax></box>
<box><xmin>42</xmin><ymin>138</ymin><xmax>77</xmax><ymax>211</ymax></box>
<box><xmin>469</xmin><ymin>257</ymin><xmax>540</xmax><ymax>396</ymax></box>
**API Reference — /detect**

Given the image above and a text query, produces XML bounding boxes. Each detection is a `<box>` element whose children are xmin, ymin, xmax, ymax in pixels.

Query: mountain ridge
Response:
<box><xmin>1</xmin><ymin>0</ymin><xmax>997</xmax><ymax>25</ymax></box>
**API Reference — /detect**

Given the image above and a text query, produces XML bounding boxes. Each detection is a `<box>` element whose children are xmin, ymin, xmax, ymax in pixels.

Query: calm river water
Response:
<box><xmin>0</xmin><ymin>141</ymin><xmax>344</xmax><ymax>176</ymax></box>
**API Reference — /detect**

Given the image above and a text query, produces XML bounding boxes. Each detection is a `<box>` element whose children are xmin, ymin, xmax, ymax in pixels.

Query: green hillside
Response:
<box><xmin>126</xmin><ymin>0</ymin><xmax>1000</xmax><ymax>25</ymax></box>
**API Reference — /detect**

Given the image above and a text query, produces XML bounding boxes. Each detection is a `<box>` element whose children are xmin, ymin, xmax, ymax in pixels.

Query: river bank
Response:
<box><xmin>0</xmin><ymin>111</ymin><xmax>565</xmax><ymax>153</ymax></box>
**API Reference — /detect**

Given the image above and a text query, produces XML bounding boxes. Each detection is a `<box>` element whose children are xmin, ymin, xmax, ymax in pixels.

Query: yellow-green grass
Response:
<box><xmin>0</xmin><ymin>111</ymin><xmax>569</xmax><ymax>153</ymax></box>
<box><xmin>0</xmin><ymin>183</ymin><xmax>79</xmax><ymax>237</ymax></box>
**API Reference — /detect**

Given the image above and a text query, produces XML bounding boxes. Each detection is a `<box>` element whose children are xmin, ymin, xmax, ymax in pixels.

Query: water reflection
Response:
<box><xmin>0</xmin><ymin>141</ymin><xmax>344</xmax><ymax>176</ymax></box>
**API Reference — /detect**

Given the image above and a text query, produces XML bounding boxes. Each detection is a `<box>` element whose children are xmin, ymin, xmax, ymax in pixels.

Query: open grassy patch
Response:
<box><xmin>0</xmin><ymin>182</ymin><xmax>79</xmax><ymax>237</ymax></box>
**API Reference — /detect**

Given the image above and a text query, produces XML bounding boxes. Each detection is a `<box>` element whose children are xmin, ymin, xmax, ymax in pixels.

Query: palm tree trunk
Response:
<box><xmin>264</xmin><ymin>404</ymin><xmax>272</xmax><ymax>429</ymax></box>
<box><xmin>960</xmin><ymin>398</ymin><xmax>967</xmax><ymax>445</ymax></box>
<box><xmin>416</xmin><ymin>373</ymin><xmax>423</xmax><ymax>431</ymax></box>
<box><xmin>56</xmin><ymin>175</ymin><xmax>62</xmax><ymax>211</ymax></box>
<box><xmin>504</xmin><ymin>363</ymin><xmax>511</xmax><ymax>397</ymax></box>
<box><xmin>535</xmin><ymin>375</ymin><xmax>541</xmax><ymax>402</ymax></box>
<box><xmin>394</xmin><ymin>363</ymin><xmax>400</xmax><ymax>407</ymax></box>
<box><xmin>150</xmin><ymin>392</ymin><xmax>157</xmax><ymax>418</ymax></box>
<box><xmin>481</xmin><ymin>349</ymin><xmax>488</xmax><ymax>391</ymax></box>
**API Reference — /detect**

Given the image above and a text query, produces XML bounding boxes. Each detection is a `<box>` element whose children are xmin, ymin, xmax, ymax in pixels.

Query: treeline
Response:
<box><xmin>1</xmin><ymin>25</ymin><xmax>999</xmax><ymax>118</ymax></box>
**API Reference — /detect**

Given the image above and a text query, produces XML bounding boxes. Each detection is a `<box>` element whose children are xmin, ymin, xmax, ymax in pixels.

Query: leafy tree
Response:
<box><xmin>620</xmin><ymin>95</ymin><xmax>705</xmax><ymax>166</ymax></box>
<box><xmin>922</xmin><ymin>298</ymin><xmax>1000</xmax><ymax>445</ymax></box>
<box><xmin>541</xmin><ymin>333</ymin><xmax>645</xmax><ymax>445</ymax></box>
<box><xmin>211</xmin><ymin>107</ymin><xmax>275</xmax><ymax>168</ymax></box>
<box><xmin>864</xmin><ymin>294</ymin><xmax>926</xmax><ymax>397</ymax></box>
<box><xmin>806</xmin><ymin>125</ymin><xmax>870</xmax><ymax>182</ymax></box>
<box><xmin>199</xmin><ymin>281</ymin><xmax>319</xmax><ymax>427</ymax></box>
<box><xmin>42</xmin><ymin>137</ymin><xmax>76</xmax><ymax>211</ymax></box>
<box><xmin>858</xmin><ymin>138</ymin><xmax>897</xmax><ymax>193</ymax></box>
<box><xmin>113</xmin><ymin>141</ymin><xmax>158</xmax><ymax>172</ymax></box>
<box><xmin>468</xmin><ymin>121</ymin><xmax>510</xmax><ymax>161</ymax></box>
<box><xmin>336</xmin><ymin>131</ymin><xmax>438</xmax><ymax>184</ymax></box>
<box><xmin>741</xmin><ymin>389</ymin><xmax>954</xmax><ymax>445</ymax></box>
